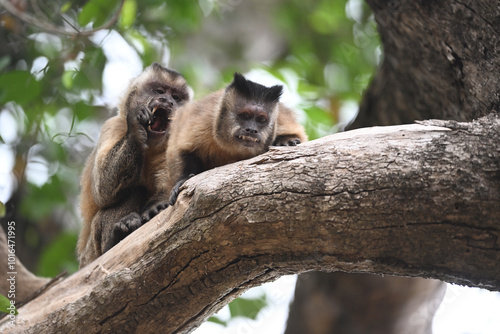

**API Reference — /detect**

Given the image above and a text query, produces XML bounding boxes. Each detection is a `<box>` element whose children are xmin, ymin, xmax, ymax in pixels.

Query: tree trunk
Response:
<box><xmin>285</xmin><ymin>272</ymin><xmax>445</xmax><ymax>334</ymax></box>
<box><xmin>351</xmin><ymin>0</ymin><xmax>500</xmax><ymax>129</ymax></box>
<box><xmin>287</xmin><ymin>1</ymin><xmax>500</xmax><ymax>333</ymax></box>
<box><xmin>1</xmin><ymin>116</ymin><xmax>499</xmax><ymax>333</ymax></box>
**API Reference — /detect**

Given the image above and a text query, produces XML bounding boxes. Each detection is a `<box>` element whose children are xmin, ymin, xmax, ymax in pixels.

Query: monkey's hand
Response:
<box><xmin>141</xmin><ymin>200</ymin><xmax>169</xmax><ymax>222</ymax></box>
<box><xmin>273</xmin><ymin>135</ymin><xmax>301</xmax><ymax>146</ymax></box>
<box><xmin>168</xmin><ymin>174</ymin><xmax>195</xmax><ymax>206</ymax></box>
<box><xmin>104</xmin><ymin>213</ymin><xmax>143</xmax><ymax>253</ymax></box>
<box><xmin>126</xmin><ymin>106</ymin><xmax>152</xmax><ymax>143</ymax></box>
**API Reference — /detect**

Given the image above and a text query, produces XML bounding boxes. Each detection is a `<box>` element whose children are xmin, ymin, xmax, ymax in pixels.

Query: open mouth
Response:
<box><xmin>148</xmin><ymin>107</ymin><xmax>172</xmax><ymax>134</ymax></box>
<box><xmin>237</xmin><ymin>135</ymin><xmax>260</xmax><ymax>143</ymax></box>
<box><xmin>236</xmin><ymin>135</ymin><xmax>260</xmax><ymax>147</ymax></box>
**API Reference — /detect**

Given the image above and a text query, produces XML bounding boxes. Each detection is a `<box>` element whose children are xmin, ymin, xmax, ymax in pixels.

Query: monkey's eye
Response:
<box><xmin>238</xmin><ymin>112</ymin><xmax>251</xmax><ymax>121</ymax></box>
<box><xmin>154</xmin><ymin>88</ymin><xmax>165</xmax><ymax>95</ymax></box>
<box><xmin>172</xmin><ymin>94</ymin><xmax>181</xmax><ymax>102</ymax></box>
<box><xmin>256</xmin><ymin>115</ymin><xmax>268</xmax><ymax>124</ymax></box>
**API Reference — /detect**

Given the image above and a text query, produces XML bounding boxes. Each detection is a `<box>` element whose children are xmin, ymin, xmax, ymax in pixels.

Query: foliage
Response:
<box><xmin>36</xmin><ymin>232</ymin><xmax>79</xmax><ymax>277</ymax></box>
<box><xmin>209</xmin><ymin>294</ymin><xmax>268</xmax><ymax>326</ymax></box>
<box><xmin>0</xmin><ymin>0</ymin><xmax>379</xmax><ymax>327</ymax></box>
<box><xmin>0</xmin><ymin>294</ymin><xmax>17</xmax><ymax>315</ymax></box>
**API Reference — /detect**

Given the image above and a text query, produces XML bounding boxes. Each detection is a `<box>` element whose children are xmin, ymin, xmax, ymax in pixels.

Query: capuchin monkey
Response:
<box><xmin>163</xmin><ymin>72</ymin><xmax>307</xmax><ymax>206</ymax></box>
<box><xmin>77</xmin><ymin>63</ymin><xmax>192</xmax><ymax>267</ymax></box>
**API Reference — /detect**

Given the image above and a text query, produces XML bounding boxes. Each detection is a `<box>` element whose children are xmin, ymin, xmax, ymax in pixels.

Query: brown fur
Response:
<box><xmin>77</xmin><ymin>63</ymin><xmax>191</xmax><ymax>267</ymax></box>
<box><xmin>276</xmin><ymin>104</ymin><xmax>308</xmax><ymax>144</ymax></box>
<box><xmin>161</xmin><ymin>74</ymin><xmax>307</xmax><ymax>205</ymax></box>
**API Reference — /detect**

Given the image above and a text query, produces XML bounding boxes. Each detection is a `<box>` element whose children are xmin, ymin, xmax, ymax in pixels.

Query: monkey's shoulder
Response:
<box><xmin>276</xmin><ymin>103</ymin><xmax>308</xmax><ymax>143</ymax></box>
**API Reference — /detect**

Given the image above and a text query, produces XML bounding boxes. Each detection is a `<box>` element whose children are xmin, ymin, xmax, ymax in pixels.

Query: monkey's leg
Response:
<box><xmin>78</xmin><ymin>215</ymin><xmax>103</xmax><ymax>268</ymax></box>
<box><xmin>99</xmin><ymin>186</ymin><xmax>148</xmax><ymax>254</ymax></box>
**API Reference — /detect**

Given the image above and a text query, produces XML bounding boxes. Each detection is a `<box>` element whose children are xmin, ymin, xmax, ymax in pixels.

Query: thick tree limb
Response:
<box><xmin>0</xmin><ymin>226</ymin><xmax>51</xmax><ymax>303</ymax></box>
<box><xmin>1</xmin><ymin>115</ymin><xmax>499</xmax><ymax>333</ymax></box>
<box><xmin>326</xmin><ymin>2</ymin><xmax>500</xmax><ymax>333</ymax></box>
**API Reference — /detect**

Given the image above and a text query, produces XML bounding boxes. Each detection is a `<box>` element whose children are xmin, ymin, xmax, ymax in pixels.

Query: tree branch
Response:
<box><xmin>2</xmin><ymin>115</ymin><xmax>499</xmax><ymax>333</ymax></box>
<box><xmin>0</xmin><ymin>0</ymin><xmax>125</xmax><ymax>36</ymax></box>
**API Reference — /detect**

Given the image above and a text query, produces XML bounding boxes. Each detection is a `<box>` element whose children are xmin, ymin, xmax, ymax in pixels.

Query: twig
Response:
<box><xmin>0</xmin><ymin>0</ymin><xmax>125</xmax><ymax>36</ymax></box>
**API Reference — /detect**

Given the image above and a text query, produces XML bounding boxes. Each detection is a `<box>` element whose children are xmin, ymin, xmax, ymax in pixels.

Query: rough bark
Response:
<box><xmin>306</xmin><ymin>2</ymin><xmax>500</xmax><ymax>333</ymax></box>
<box><xmin>1</xmin><ymin>115</ymin><xmax>499</xmax><ymax>333</ymax></box>
<box><xmin>350</xmin><ymin>0</ymin><xmax>500</xmax><ymax>129</ymax></box>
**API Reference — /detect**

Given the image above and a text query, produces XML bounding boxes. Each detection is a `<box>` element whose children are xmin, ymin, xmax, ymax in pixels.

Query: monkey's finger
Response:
<box><xmin>128</xmin><ymin>218</ymin><xmax>142</xmax><ymax>232</ymax></box>
<box><xmin>118</xmin><ymin>221</ymin><xmax>130</xmax><ymax>234</ymax></box>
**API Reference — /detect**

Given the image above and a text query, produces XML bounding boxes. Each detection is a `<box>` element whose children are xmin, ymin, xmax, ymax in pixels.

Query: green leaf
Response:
<box><xmin>60</xmin><ymin>2</ymin><xmax>72</xmax><ymax>13</ymax></box>
<box><xmin>0</xmin><ymin>294</ymin><xmax>17</xmax><ymax>315</ymax></box>
<box><xmin>0</xmin><ymin>201</ymin><xmax>5</xmax><ymax>218</ymax></box>
<box><xmin>118</xmin><ymin>0</ymin><xmax>137</xmax><ymax>30</ymax></box>
<box><xmin>228</xmin><ymin>295</ymin><xmax>267</xmax><ymax>320</ymax></box>
<box><xmin>20</xmin><ymin>175</ymin><xmax>67</xmax><ymax>221</ymax></box>
<box><xmin>125</xmin><ymin>29</ymin><xmax>155</xmax><ymax>65</ymax></box>
<box><xmin>207</xmin><ymin>316</ymin><xmax>227</xmax><ymax>326</ymax></box>
<box><xmin>37</xmin><ymin>232</ymin><xmax>79</xmax><ymax>277</ymax></box>
<box><xmin>78</xmin><ymin>0</ymin><xmax>120</xmax><ymax>28</ymax></box>
<box><xmin>73</xmin><ymin>101</ymin><xmax>98</xmax><ymax>120</ymax></box>
<box><xmin>304</xmin><ymin>105</ymin><xmax>333</xmax><ymax>125</ymax></box>
<box><xmin>307</xmin><ymin>0</ymin><xmax>348</xmax><ymax>34</ymax></box>
<box><xmin>69</xmin><ymin>48</ymin><xmax>106</xmax><ymax>92</ymax></box>
<box><xmin>62</xmin><ymin>70</ymin><xmax>76</xmax><ymax>89</ymax></box>
<box><xmin>0</xmin><ymin>71</ymin><xmax>42</xmax><ymax>105</ymax></box>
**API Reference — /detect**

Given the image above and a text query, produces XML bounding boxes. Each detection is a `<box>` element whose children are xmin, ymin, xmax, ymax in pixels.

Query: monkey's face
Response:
<box><xmin>145</xmin><ymin>81</ymin><xmax>188</xmax><ymax>140</ymax></box>
<box><xmin>217</xmin><ymin>101</ymin><xmax>278</xmax><ymax>156</ymax></box>
<box><xmin>233</xmin><ymin>105</ymin><xmax>271</xmax><ymax>148</ymax></box>
<box><xmin>215</xmin><ymin>73</ymin><xmax>282</xmax><ymax>155</ymax></box>
<box><xmin>127</xmin><ymin>63</ymin><xmax>191</xmax><ymax>142</ymax></box>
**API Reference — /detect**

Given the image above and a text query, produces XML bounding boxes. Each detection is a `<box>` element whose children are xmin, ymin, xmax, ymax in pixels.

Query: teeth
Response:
<box><xmin>238</xmin><ymin>135</ymin><xmax>259</xmax><ymax>142</ymax></box>
<box><xmin>148</xmin><ymin>107</ymin><xmax>158</xmax><ymax>126</ymax></box>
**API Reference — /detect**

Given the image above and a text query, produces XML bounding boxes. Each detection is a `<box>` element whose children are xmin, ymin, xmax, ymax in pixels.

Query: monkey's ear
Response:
<box><xmin>263</xmin><ymin>84</ymin><xmax>283</xmax><ymax>104</ymax></box>
<box><xmin>150</xmin><ymin>62</ymin><xmax>164</xmax><ymax>71</ymax></box>
<box><xmin>146</xmin><ymin>63</ymin><xmax>185</xmax><ymax>80</ymax></box>
<box><xmin>230</xmin><ymin>73</ymin><xmax>283</xmax><ymax>104</ymax></box>
<box><xmin>186</xmin><ymin>85</ymin><xmax>195</xmax><ymax>101</ymax></box>
<box><xmin>231</xmin><ymin>72</ymin><xmax>252</xmax><ymax>97</ymax></box>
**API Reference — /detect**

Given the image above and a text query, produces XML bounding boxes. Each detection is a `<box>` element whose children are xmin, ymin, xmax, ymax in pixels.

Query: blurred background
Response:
<box><xmin>0</xmin><ymin>0</ymin><xmax>498</xmax><ymax>333</ymax></box>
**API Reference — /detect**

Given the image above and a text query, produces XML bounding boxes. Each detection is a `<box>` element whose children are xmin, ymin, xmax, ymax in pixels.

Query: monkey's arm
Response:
<box><xmin>273</xmin><ymin>104</ymin><xmax>308</xmax><ymax>146</ymax></box>
<box><xmin>91</xmin><ymin>109</ymin><xmax>150</xmax><ymax>207</ymax></box>
<box><xmin>168</xmin><ymin>151</ymin><xmax>205</xmax><ymax>206</ymax></box>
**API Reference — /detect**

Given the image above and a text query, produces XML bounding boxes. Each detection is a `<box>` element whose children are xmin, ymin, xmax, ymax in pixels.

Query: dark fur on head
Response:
<box><xmin>150</xmin><ymin>63</ymin><xmax>183</xmax><ymax>79</ymax></box>
<box><xmin>228</xmin><ymin>73</ymin><xmax>283</xmax><ymax>104</ymax></box>
<box><xmin>122</xmin><ymin>63</ymin><xmax>191</xmax><ymax>116</ymax></box>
